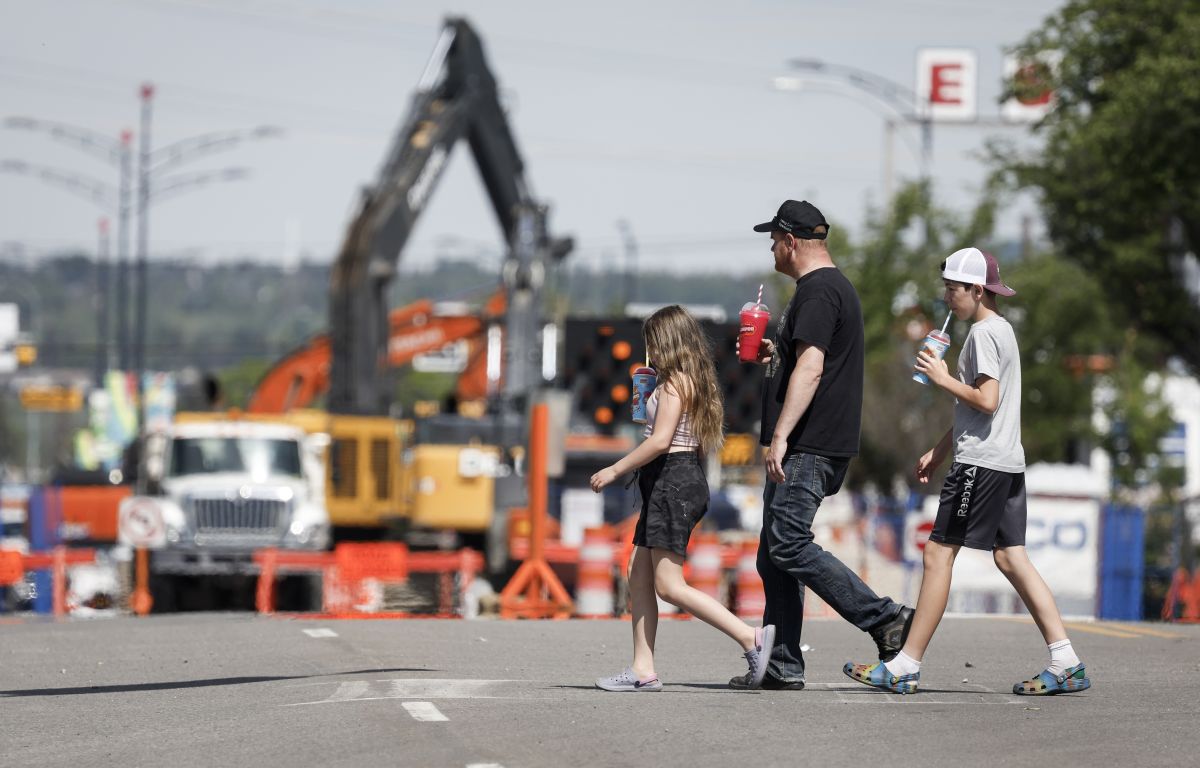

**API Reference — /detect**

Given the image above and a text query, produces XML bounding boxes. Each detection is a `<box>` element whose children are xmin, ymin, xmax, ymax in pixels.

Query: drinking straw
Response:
<box><xmin>756</xmin><ymin>283</ymin><xmax>763</xmax><ymax>305</ymax></box>
<box><xmin>941</xmin><ymin>312</ymin><xmax>951</xmax><ymax>334</ymax></box>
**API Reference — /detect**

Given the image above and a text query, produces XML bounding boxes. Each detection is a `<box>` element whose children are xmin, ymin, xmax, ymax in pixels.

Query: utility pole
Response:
<box><xmin>616</xmin><ymin>219</ymin><xmax>638</xmax><ymax>313</ymax></box>
<box><xmin>117</xmin><ymin>130</ymin><xmax>133</xmax><ymax>371</ymax></box>
<box><xmin>134</xmin><ymin>83</ymin><xmax>154</xmax><ymax>419</ymax></box>
<box><xmin>95</xmin><ymin>217</ymin><xmax>110</xmax><ymax>387</ymax></box>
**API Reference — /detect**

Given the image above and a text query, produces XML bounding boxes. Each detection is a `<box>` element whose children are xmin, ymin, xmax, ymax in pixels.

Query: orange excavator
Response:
<box><xmin>247</xmin><ymin>290</ymin><xmax>505</xmax><ymax>414</ymax></box>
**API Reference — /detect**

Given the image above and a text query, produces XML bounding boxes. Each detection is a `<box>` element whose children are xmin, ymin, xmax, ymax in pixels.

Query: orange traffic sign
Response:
<box><xmin>19</xmin><ymin>385</ymin><xmax>83</xmax><ymax>412</ymax></box>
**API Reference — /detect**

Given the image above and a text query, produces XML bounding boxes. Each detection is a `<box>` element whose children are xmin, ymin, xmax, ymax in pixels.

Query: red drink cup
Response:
<box><xmin>738</xmin><ymin>301</ymin><xmax>771</xmax><ymax>362</ymax></box>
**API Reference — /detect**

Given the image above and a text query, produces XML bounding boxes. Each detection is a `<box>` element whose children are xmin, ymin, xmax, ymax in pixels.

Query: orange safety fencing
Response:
<box><xmin>1161</xmin><ymin>567</ymin><xmax>1200</xmax><ymax>623</ymax></box>
<box><xmin>254</xmin><ymin>542</ymin><xmax>483</xmax><ymax>618</ymax></box>
<box><xmin>507</xmin><ymin>518</ymin><xmax>762</xmax><ymax>620</ymax></box>
<box><xmin>0</xmin><ymin>546</ymin><xmax>99</xmax><ymax>616</ymax></box>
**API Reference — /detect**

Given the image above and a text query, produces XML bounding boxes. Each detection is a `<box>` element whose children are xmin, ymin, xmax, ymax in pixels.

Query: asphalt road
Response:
<box><xmin>1</xmin><ymin>613</ymin><xmax>1196</xmax><ymax>767</ymax></box>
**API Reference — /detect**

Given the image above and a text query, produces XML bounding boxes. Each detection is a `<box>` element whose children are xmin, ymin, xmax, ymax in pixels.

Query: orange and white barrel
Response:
<box><xmin>575</xmin><ymin>526</ymin><xmax>615</xmax><ymax>618</ymax></box>
<box><xmin>689</xmin><ymin>533</ymin><xmax>723</xmax><ymax>603</ymax></box>
<box><xmin>735</xmin><ymin>538</ymin><xmax>766</xmax><ymax>620</ymax></box>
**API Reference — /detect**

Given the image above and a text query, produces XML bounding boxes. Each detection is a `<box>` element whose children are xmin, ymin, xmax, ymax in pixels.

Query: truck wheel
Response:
<box><xmin>277</xmin><ymin>574</ymin><xmax>321</xmax><ymax>612</ymax></box>
<box><xmin>149</xmin><ymin>574</ymin><xmax>178</xmax><ymax>613</ymax></box>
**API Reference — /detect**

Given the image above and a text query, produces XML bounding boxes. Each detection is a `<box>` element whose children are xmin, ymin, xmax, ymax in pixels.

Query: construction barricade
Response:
<box><xmin>1162</xmin><ymin>567</ymin><xmax>1200</xmax><ymax>623</ymax></box>
<box><xmin>254</xmin><ymin>543</ymin><xmax>483</xmax><ymax>618</ymax></box>
<box><xmin>575</xmin><ymin>526</ymin><xmax>615</xmax><ymax>618</ymax></box>
<box><xmin>735</xmin><ymin>538</ymin><xmax>765</xmax><ymax>620</ymax></box>
<box><xmin>689</xmin><ymin>533</ymin><xmax>723</xmax><ymax>603</ymax></box>
<box><xmin>0</xmin><ymin>546</ymin><xmax>100</xmax><ymax>616</ymax></box>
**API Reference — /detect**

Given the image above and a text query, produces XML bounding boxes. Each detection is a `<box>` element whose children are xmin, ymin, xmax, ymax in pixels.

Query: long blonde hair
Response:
<box><xmin>643</xmin><ymin>305</ymin><xmax>724</xmax><ymax>454</ymax></box>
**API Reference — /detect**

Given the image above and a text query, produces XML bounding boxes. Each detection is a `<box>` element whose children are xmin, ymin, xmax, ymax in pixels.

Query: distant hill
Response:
<box><xmin>0</xmin><ymin>254</ymin><xmax>775</xmax><ymax>373</ymax></box>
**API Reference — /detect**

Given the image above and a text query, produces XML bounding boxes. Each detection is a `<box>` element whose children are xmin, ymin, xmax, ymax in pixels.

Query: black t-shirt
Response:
<box><xmin>759</xmin><ymin>267</ymin><xmax>864</xmax><ymax>457</ymax></box>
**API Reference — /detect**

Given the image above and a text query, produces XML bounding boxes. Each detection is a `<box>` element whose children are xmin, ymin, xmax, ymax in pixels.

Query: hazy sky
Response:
<box><xmin>1</xmin><ymin>0</ymin><xmax>1065</xmax><ymax>276</ymax></box>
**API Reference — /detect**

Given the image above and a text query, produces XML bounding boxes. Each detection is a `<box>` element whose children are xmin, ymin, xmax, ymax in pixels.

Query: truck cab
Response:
<box><xmin>142</xmin><ymin>417</ymin><xmax>330</xmax><ymax>609</ymax></box>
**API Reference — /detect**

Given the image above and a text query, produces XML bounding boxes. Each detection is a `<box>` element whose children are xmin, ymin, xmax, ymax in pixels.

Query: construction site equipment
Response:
<box><xmin>245</xmin><ymin>17</ymin><xmax>572</xmax><ymax>573</ymax></box>
<box><xmin>253</xmin><ymin>543</ymin><xmax>483</xmax><ymax>616</ymax></box>
<box><xmin>735</xmin><ymin>539</ymin><xmax>766</xmax><ymax>621</ymax></box>
<box><xmin>134</xmin><ymin>416</ymin><xmax>331</xmax><ymax>611</ymax></box>
<box><xmin>328</xmin><ymin>17</ymin><xmax>570</xmax><ymax>417</ymax></box>
<box><xmin>248</xmin><ymin>291</ymin><xmax>505</xmax><ymax>414</ymax></box>
<box><xmin>575</xmin><ymin>526</ymin><xmax>615</xmax><ymax>618</ymax></box>
<box><xmin>0</xmin><ymin>546</ymin><xmax>99</xmax><ymax>616</ymax></box>
<box><xmin>499</xmin><ymin>403</ymin><xmax>572</xmax><ymax>618</ymax></box>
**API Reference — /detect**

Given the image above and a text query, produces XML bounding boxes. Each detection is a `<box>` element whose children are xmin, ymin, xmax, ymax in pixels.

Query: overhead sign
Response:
<box><xmin>20</xmin><ymin>385</ymin><xmax>84</xmax><ymax>412</ymax></box>
<box><xmin>118</xmin><ymin>497</ymin><xmax>166</xmax><ymax>549</ymax></box>
<box><xmin>916</xmin><ymin>48</ymin><xmax>978</xmax><ymax>122</ymax></box>
<box><xmin>1002</xmin><ymin>52</ymin><xmax>1060</xmax><ymax>123</ymax></box>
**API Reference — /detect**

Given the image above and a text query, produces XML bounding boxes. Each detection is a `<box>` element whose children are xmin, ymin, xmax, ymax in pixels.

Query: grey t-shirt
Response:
<box><xmin>953</xmin><ymin>315</ymin><xmax>1026</xmax><ymax>472</ymax></box>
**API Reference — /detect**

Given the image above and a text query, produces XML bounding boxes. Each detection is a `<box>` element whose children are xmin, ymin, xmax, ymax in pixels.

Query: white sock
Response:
<box><xmin>884</xmin><ymin>650</ymin><xmax>921</xmax><ymax>677</ymax></box>
<box><xmin>1046</xmin><ymin>639</ymin><xmax>1079</xmax><ymax>676</ymax></box>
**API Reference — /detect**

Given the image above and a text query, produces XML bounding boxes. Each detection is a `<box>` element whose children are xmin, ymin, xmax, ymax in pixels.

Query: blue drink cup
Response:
<box><xmin>631</xmin><ymin>367</ymin><xmax>657</xmax><ymax>423</ymax></box>
<box><xmin>912</xmin><ymin>330</ymin><xmax>951</xmax><ymax>385</ymax></box>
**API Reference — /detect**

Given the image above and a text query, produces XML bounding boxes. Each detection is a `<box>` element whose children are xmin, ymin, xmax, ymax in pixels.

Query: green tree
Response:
<box><xmin>218</xmin><ymin>358</ymin><xmax>272</xmax><ymax>409</ymax></box>
<box><xmin>997</xmin><ymin>0</ymin><xmax>1200</xmax><ymax>369</ymax></box>
<box><xmin>839</xmin><ymin>181</ymin><xmax>1005</xmax><ymax>492</ymax></box>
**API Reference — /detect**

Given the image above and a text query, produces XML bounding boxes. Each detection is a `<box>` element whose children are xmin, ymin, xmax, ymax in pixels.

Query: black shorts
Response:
<box><xmin>633</xmin><ymin>452</ymin><xmax>708</xmax><ymax>557</ymax></box>
<box><xmin>929</xmin><ymin>462</ymin><xmax>1027</xmax><ymax>551</ymax></box>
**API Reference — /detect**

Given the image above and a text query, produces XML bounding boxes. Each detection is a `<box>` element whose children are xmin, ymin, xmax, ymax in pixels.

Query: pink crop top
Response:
<box><xmin>642</xmin><ymin>387</ymin><xmax>701</xmax><ymax>449</ymax></box>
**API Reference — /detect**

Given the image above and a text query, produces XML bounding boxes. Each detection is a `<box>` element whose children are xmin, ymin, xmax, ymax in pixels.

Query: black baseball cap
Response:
<box><xmin>752</xmin><ymin>199</ymin><xmax>829</xmax><ymax>240</ymax></box>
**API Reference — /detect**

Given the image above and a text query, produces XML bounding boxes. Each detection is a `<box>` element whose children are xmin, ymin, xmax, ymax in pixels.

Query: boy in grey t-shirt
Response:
<box><xmin>844</xmin><ymin>247</ymin><xmax>1090</xmax><ymax>696</ymax></box>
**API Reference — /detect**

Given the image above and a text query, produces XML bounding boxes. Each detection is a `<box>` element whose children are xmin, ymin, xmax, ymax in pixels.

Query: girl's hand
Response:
<box><xmin>914</xmin><ymin>349</ymin><xmax>950</xmax><ymax>387</ymax></box>
<box><xmin>590</xmin><ymin>466</ymin><xmax>618</xmax><ymax>492</ymax></box>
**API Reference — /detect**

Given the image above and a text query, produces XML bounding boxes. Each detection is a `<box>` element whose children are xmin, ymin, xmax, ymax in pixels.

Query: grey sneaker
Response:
<box><xmin>595</xmin><ymin>667</ymin><xmax>662</xmax><ymax>692</ymax></box>
<box><xmin>741</xmin><ymin>624</ymin><xmax>776</xmax><ymax>690</ymax></box>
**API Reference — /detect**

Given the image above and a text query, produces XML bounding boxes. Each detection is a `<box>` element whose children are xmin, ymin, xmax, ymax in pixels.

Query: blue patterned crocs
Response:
<box><xmin>842</xmin><ymin>661</ymin><xmax>920</xmax><ymax>694</ymax></box>
<box><xmin>1013</xmin><ymin>663</ymin><xmax>1091</xmax><ymax>695</ymax></box>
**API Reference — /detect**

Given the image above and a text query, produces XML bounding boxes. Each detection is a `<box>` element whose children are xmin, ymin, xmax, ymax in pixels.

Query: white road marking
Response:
<box><xmin>466</xmin><ymin>764</ymin><xmax>505</xmax><ymax>767</ymax></box>
<box><xmin>286</xmin><ymin>679</ymin><xmax>524</xmax><ymax>707</ymax></box>
<box><xmin>403</xmin><ymin>701</ymin><xmax>448</xmax><ymax>722</ymax></box>
<box><xmin>302</xmin><ymin>628</ymin><xmax>338</xmax><ymax>638</ymax></box>
<box><xmin>813</xmin><ymin>682</ymin><xmax>1023</xmax><ymax>704</ymax></box>
<box><xmin>327</xmin><ymin>681</ymin><xmax>372</xmax><ymax>702</ymax></box>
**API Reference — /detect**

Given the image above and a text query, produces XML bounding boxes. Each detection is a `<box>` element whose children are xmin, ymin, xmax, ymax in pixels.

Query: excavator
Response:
<box><xmin>237</xmin><ymin>17</ymin><xmax>572</xmax><ymax>569</ymax></box>
<box><xmin>247</xmin><ymin>290</ymin><xmax>505</xmax><ymax>414</ymax></box>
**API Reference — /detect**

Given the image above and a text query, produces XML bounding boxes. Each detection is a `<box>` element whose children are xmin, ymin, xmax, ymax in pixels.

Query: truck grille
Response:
<box><xmin>191</xmin><ymin>497</ymin><xmax>287</xmax><ymax>537</ymax></box>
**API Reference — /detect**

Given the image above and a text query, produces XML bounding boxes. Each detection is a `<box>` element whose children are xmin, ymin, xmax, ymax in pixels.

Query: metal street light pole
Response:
<box><xmin>781</xmin><ymin>58</ymin><xmax>934</xmax><ymax>242</ymax></box>
<box><xmin>128</xmin><ymin>82</ymin><xmax>281</xmax><ymax>431</ymax></box>
<box><xmin>3</xmin><ymin>117</ymin><xmax>136</xmax><ymax>373</ymax></box>
<box><xmin>95</xmin><ymin>217</ymin><xmax>111</xmax><ymax>387</ymax></box>
<box><xmin>134</xmin><ymin>84</ymin><xmax>154</xmax><ymax>412</ymax></box>
<box><xmin>772</xmin><ymin>76</ymin><xmax>926</xmax><ymax>204</ymax></box>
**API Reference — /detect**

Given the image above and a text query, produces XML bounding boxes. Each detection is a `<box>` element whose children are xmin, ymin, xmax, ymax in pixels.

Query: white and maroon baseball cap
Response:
<box><xmin>940</xmin><ymin>247</ymin><xmax>1016</xmax><ymax>296</ymax></box>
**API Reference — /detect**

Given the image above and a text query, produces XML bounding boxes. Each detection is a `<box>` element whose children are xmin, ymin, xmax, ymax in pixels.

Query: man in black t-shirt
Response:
<box><xmin>729</xmin><ymin>200</ymin><xmax>912</xmax><ymax>691</ymax></box>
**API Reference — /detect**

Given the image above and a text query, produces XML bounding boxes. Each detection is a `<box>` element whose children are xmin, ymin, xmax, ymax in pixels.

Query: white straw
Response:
<box><xmin>941</xmin><ymin>312</ymin><xmax>951</xmax><ymax>333</ymax></box>
<box><xmin>756</xmin><ymin>283</ymin><xmax>763</xmax><ymax>305</ymax></box>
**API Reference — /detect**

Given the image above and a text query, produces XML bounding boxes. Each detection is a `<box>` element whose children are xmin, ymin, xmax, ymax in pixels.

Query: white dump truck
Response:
<box><xmin>138</xmin><ymin>416</ymin><xmax>331</xmax><ymax>611</ymax></box>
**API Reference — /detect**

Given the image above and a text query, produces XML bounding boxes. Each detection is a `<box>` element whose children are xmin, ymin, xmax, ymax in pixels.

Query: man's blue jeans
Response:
<box><xmin>758</xmin><ymin>451</ymin><xmax>899</xmax><ymax>683</ymax></box>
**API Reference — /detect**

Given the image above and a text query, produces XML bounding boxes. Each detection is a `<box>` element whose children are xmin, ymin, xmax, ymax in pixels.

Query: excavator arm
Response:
<box><xmin>248</xmin><ymin>291</ymin><xmax>506</xmax><ymax>414</ymax></box>
<box><xmin>329</xmin><ymin>17</ymin><xmax>566</xmax><ymax>415</ymax></box>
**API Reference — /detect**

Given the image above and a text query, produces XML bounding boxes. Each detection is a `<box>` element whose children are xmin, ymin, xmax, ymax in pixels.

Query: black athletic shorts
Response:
<box><xmin>928</xmin><ymin>462</ymin><xmax>1027</xmax><ymax>551</ymax></box>
<box><xmin>633</xmin><ymin>451</ymin><xmax>708</xmax><ymax>557</ymax></box>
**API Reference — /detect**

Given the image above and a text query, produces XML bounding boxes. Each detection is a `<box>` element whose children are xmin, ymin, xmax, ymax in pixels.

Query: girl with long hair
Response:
<box><xmin>591</xmin><ymin>305</ymin><xmax>775</xmax><ymax>691</ymax></box>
